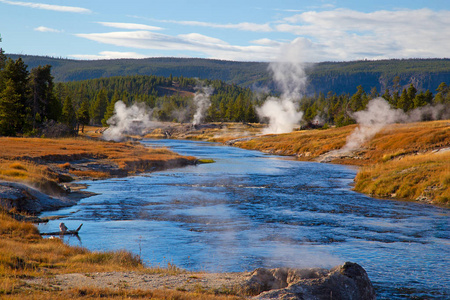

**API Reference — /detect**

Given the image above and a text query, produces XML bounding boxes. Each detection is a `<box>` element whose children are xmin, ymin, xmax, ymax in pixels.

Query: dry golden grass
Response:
<box><xmin>236</xmin><ymin>125</ymin><xmax>354</xmax><ymax>159</ymax></box>
<box><xmin>356</xmin><ymin>151</ymin><xmax>450</xmax><ymax>205</ymax></box>
<box><xmin>0</xmin><ymin>208</ymin><xmax>243</xmax><ymax>299</ymax></box>
<box><xmin>0</xmin><ymin>137</ymin><xmax>196</xmax><ymax>188</ymax></box>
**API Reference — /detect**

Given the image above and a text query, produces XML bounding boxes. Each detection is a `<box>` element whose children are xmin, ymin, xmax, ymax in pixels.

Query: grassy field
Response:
<box><xmin>0</xmin><ymin>136</ymin><xmax>196</xmax><ymax>195</ymax></box>
<box><xmin>234</xmin><ymin>120</ymin><xmax>450</xmax><ymax>206</ymax></box>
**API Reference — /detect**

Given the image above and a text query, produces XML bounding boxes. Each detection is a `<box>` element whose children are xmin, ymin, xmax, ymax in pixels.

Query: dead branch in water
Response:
<box><xmin>41</xmin><ymin>223</ymin><xmax>83</xmax><ymax>236</ymax></box>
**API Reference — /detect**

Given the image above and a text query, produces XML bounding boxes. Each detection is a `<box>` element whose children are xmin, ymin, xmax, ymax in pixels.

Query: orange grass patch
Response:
<box><xmin>0</xmin><ymin>137</ymin><xmax>196</xmax><ymax>180</ymax></box>
<box><xmin>355</xmin><ymin>151</ymin><xmax>450</xmax><ymax>205</ymax></box>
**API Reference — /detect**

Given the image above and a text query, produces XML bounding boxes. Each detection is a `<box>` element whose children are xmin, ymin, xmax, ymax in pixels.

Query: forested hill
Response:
<box><xmin>7</xmin><ymin>54</ymin><xmax>450</xmax><ymax>95</ymax></box>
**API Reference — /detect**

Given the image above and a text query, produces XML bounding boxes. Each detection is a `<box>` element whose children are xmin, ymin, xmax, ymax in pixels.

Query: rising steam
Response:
<box><xmin>257</xmin><ymin>39</ymin><xmax>309</xmax><ymax>134</ymax></box>
<box><xmin>102</xmin><ymin>101</ymin><xmax>157</xmax><ymax>142</ymax></box>
<box><xmin>342</xmin><ymin>97</ymin><xmax>448</xmax><ymax>152</ymax></box>
<box><xmin>192</xmin><ymin>85</ymin><xmax>214</xmax><ymax>126</ymax></box>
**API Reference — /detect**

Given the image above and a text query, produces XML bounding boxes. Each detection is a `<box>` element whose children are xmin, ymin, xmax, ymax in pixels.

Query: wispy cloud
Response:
<box><xmin>250</xmin><ymin>38</ymin><xmax>282</xmax><ymax>47</ymax></box>
<box><xmin>70</xmin><ymin>51</ymin><xmax>150</xmax><ymax>60</ymax></box>
<box><xmin>0</xmin><ymin>0</ymin><xmax>91</xmax><ymax>13</ymax></box>
<box><xmin>74</xmin><ymin>8</ymin><xmax>449</xmax><ymax>62</ymax></box>
<box><xmin>34</xmin><ymin>26</ymin><xmax>62</xmax><ymax>33</ymax></box>
<box><xmin>134</xmin><ymin>17</ymin><xmax>273</xmax><ymax>32</ymax></box>
<box><xmin>97</xmin><ymin>22</ymin><xmax>163</xmax><ymax>31</ymax></box>
<box><xmin>75</xmin><ymin>30</ymin><xmax>277</xmax><ymax>61</ymax></box>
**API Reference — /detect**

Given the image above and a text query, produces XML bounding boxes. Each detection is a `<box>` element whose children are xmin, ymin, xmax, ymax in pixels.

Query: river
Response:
<box><xmin>39</xmin><ymin>139</ymin><xmax>449</xmax><ymax>299</ymax></box>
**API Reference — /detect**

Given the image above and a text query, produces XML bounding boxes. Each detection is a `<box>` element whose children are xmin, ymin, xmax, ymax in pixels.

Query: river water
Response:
<box><xmin>39</xmin><ymin>139</ymin><xmax>449</xmax><ymax>299</ymax></box>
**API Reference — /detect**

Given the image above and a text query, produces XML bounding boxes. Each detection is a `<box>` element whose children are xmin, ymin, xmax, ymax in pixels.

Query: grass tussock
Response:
<box><xmin>0</xmin><ymin>160</ymin><xmax>62</xmax><ymax>194</ymax></box>
<box><xmin>70</xmin><ymin>170</ymin><xmax>110</xmax><ymax>179</ymax></box>
<box><xmin>355</xmin><ymin>151</ymin><xmax>450</xmax><ymax>205</ymax></box>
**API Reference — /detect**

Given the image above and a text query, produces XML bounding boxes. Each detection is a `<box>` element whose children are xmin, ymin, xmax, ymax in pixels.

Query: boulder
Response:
<box><xmin>244</xmin><ymin>262</ymin><xmax>375</xmax><ymax>300</ymax></box>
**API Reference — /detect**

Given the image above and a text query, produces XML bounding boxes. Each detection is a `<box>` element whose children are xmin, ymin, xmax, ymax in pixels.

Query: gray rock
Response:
<box><xmin>247</xmin><ymin>262</ymin><xmax>376</xmax><ymax>300</ymax></box>
<box><xmin>0</xmin><ymin>181</ymin><xmax>75</xmax><ymax>214</ymax></box>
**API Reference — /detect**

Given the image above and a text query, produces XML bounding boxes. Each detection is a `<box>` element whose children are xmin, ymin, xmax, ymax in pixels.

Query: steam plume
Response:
<box><xmin>102</xmin><ymin>101</ymin><xmax>157</xmax><ymax>142</ymax></box>
<box><xmin>192</xmin><ymin>85</ymin><xmax>214</xmax><ymax>126</ymax></box>
<box><xmin>342</xmin><ymin>97</ymin><xmax>448</xmax><ymax>152</ymax></box>
<box><xmin>342</xmin><ymin>98</ymin><xmax>404</xmax><ymax>152</ymax></box>
<box><xmin>257</xmin><ymin>39</ymin><xmax>308</xmax><ymax>134</ymax></box>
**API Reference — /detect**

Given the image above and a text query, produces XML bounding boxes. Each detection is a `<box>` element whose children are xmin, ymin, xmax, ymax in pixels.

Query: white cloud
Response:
<box><xmin>70</xmin><ymin>51</ymin><xmax>150</xmax><ymax>60</ymax></box>
<box><xmin>75</xmin><ymin>30</ymin><xmax>277</xmax><ymax>61</ymax></box>
<box><xmin>250</xmin><ymin>38</ymin><xmax>282</xmax><ymax>47</ymax></box>
<box><xmin>144</xmin><ymin>18</ymin><xmax>273</xmax><ymax>32</ymax></box>
<box><xmin>73</xmin><ymin>8</ymin><xmax>449</xmax><ymax>62</ymax></box>
<box><xmin>34</xmin><ymin>26</ymin><xmax>62</xmax><ymax>33</ymax></box>
<box><xmin>276</xmin><ymin>8</ymin><xmax>450</xmax><ymax>61</ymax></box>
<box><xmin>0</xmin><ymin>0</ymin><xmax>91</xmax><ymax>13</ymax></box>
<box><xmin>97</xmin><ymin>22</ymin><xmax>163</xmax><ymax>31</ymax></box>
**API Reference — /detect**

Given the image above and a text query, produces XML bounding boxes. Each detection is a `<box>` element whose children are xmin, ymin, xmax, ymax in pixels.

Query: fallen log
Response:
<box><xmin>41</xmin><ymin>223</ymin><xmax>83</xmax><ymax>236</ymax></box>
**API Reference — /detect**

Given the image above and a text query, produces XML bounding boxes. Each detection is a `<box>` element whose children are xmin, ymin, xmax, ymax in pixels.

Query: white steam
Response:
<box><xmin>102</xmin><ymin>101</ymin><xmax>157</xmax><ymax>142</ymax></box>
<box><xmin>192</xmin><ymin>85</ymin><xmax>214</xmax><ymax>126</ymax></box>
<box><xmin>342</xmin><ymin>98</ymin><xmax>404</xmax><ymax>152</ymax></box>
<box><xmin>342</xmin><ymin>97</ymin><xmax>448</xmax><ymax>152</ymax></box>
<box><xmin>257</xmin><ymin>39</ymin><xmax>309</xmax><ymax>134</ymax></box>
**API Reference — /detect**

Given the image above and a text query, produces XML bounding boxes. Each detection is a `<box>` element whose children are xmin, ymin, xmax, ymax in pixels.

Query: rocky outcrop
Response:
<box><xmin>245</xmin><ymin>262</ymin><xmax>376</xmax><ymax>300</ymax></box>
<box><xmin>0</xmin><ymin>181</ymin><xmax>75</xmax><ymax>214</ymax></box>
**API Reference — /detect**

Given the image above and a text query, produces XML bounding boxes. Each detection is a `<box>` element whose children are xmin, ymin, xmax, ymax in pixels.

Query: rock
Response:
<box><xmin>246</xmin><ymin>262</ymin><xmax>376</xmax><ymax>300</ymax></box>
<box><xmin>0</xmin><ymin>181</ymin><xmax>76</xmax><ymax>214</ymax></box>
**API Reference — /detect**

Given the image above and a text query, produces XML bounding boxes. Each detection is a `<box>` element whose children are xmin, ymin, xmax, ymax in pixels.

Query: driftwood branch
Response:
<box><xmin>41</xmin><ymin>223</ymin><xmax>83</xmax><ymax>236</ymax></box>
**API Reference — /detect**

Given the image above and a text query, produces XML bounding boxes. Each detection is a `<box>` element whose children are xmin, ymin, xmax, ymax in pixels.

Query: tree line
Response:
<box><xmin>1</xmin><ymin>49</ymin><xmax>449</xmax><ymax>137</ymax></box>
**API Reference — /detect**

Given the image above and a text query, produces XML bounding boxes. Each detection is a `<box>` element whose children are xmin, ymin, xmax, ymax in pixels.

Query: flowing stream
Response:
<box><xmin>39</xmin><ymin>139</ymin><xmax>449</xmax><ymax>299</ymax></box>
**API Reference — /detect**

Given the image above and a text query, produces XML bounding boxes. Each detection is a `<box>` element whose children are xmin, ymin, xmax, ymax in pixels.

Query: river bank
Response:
<box><xmin>152</xmin><ymin>120</ymin><xmax>449</xmax><ymax>206</ymax></box>
<box><xmin>0</xmin><ymin>136</ymin><xmax>197</xmax><ymax>215</ymax></box>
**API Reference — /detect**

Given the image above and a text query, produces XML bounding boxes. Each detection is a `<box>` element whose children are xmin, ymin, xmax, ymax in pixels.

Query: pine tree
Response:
<box><xmin>29</xmin><ymin>65</ymin><xmax>59</xmax><ymax>127</ymax></box>
<box><xmin>102</xmin><ymin>90</ymin><xmax>120</xmax><ymax>126</ymax></box>
<box><xmin>245</xmin><ymin>102</ymin><xmax>258</xmax><ymax>123</ymax></box>
<box><xmin>0</xmin><ymin>79</ymin><xmax>22</xmax><ymax>136</ymax></box>
<box><xmin>77</xmin><ymin>100</ymin><xmax>90</xmax><ymax>133</ymax></box>
<box><xmin>397</xmin><ymin>88</ymin><xmax>413</xmax><ymax>112</ymax></box>
<box><xmin>2</xmin><ymin>58</ymin><xmax>29</xmax><ymax>129</ymax></box>
<box><xmin>61</xmin><ymin>95</ymin><xmax>76</xmax><ymax>129</ymax></box>
<box><xmin>90</xmin><ymin>89</ymin><xmax>108</xmax><ymax>125</ymax></box>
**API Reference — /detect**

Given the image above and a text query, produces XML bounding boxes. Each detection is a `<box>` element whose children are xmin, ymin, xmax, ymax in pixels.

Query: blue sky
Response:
<box><xmin>0</xmin><ymin>0</ymin><xmax>448</xmax><ymax>61</ymax></box>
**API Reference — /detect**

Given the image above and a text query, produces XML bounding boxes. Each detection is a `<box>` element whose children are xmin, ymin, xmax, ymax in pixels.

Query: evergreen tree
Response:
<box><xmin>102</xmin><ymin>90</ymin><xmax>120</xmax><ymax>126</ymax></box>
<box><xmin>0</xmin><ymin>79</ymin><xmax>22</xmax><ymax>135</ymax></box>
<box><xmin>397</xmin><ymin>88</ymin><xmax>413</xmax><ymax>112</ymax></box>
<box><xmin>90</xmin><ymin>89</ymin><xmax>108</xmax><ymax>125</ymax></box>
<box><xmin>245</xmin><ymin>102</ymin><xmax>258</xmax><ymax>123</ymax></box>
<box><xmin>61</xmin><ymin>95</ymin><xmax>76</xmax><ymax>129</ymax></box>
<box><xmin>413</xmin><ymin>91</ymin><xmax>427</xmax><ymax>108</ymax></box>
<box><xmin>77</xmin><ymin>100</ymin><xmax>90</xmax><ymax>133</ymax></box>
<box><xmin>2</xmin><ymin>58</ymin><xmax>29</xmax><ymax>120</ymax></box>
<box><xmin>382</xmin><ymin>88</ymin><xmax>392</xmax><ymax>104</ymax></box>
<box><xmin>435</xmin><ymin>82</ymin><xmax>449</xmax><ymax>104</ymax></box>
<box><xmin>29</xmin><ymin>65</ymin><xmax>59</xmax><ymax>127</ymax></box>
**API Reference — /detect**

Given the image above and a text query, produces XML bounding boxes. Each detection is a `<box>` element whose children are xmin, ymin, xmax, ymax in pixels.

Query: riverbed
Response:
<box><xmin>39</xmin><ymin>139</ymin><xmax>449</xmax><ymax>299</ymax></box>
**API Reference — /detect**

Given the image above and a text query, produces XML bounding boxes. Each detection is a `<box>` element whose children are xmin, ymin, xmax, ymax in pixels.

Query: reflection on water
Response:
<box><xmin>39</xmin><ymin>139</ymin><xmax>450</xmax><ymax>299</ymax></box>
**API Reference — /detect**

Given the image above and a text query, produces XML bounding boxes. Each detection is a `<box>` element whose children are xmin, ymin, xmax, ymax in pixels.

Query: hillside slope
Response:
<box><xmin>7</xmin><ymin>54</ymin><xmax>450</xmax><ymax>95</ymax></box>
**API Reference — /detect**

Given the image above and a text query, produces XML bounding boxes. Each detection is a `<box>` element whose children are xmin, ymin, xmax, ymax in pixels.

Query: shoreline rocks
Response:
<box><xmin>248</xmin><ymin>262</ymin><xmax>376</xmax><ymax>300</ymax></box>
<box><xmin>0</xmin><ymin>181</ymin><xmax>76</xmax><ymax>214</ymax></box>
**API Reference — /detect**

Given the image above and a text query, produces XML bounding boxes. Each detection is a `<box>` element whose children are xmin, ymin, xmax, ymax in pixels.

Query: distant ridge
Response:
<box><xmin>7</xmin><ymin>54</ymin><xmax>450</xmax><ymax>95</ymax></box>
